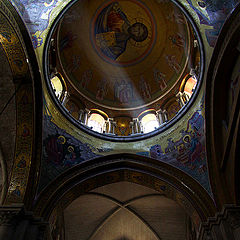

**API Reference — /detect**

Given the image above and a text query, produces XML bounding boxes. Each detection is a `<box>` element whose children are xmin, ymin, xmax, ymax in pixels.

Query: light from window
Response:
<box><xmin>141</xmin><ymin>113</ymin><xmax>159</xmax><ymax>133</ymax></box>
<box><xmin>87</xmin><ymin>113</ymin><xmax>105</xmax><ymax>133</ymax></box>
<box><xmin>51</xmin><ymin>76</ymin><xmax>63</xmax><ymax>99</ymax></box>
<box><xmin>184</xmin><ymin>77</ymin><xmax>197</xmax><ymax>97</ymax></box>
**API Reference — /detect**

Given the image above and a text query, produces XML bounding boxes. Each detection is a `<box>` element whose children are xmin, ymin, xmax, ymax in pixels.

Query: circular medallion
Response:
<box><xmin>91</xmin><ymin>0</ymin><xmax>156</xmax><ymax>66</ymax></box>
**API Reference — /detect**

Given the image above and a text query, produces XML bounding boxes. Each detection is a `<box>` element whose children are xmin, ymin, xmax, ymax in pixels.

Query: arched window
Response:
<box><xmin>87</xmin><ymin>113</ymin><xmax>106</xmax><ymax>133</ymax></box>
<box><xmin>50</xmin><ymin>75</ymin><xmax>63</xmax><ymax>99</ymax></box>
<box><xmin>184</xmin><ymin>76</ymin><xmax>197</xmax><ymax>97</ymax></box>
<box><xmin>141</xmin><ymin>113</ymin><xmax>160</xmax><ymax>133</ymax></box>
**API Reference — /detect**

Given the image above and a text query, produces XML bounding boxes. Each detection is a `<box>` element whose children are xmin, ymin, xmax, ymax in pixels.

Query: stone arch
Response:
<box><xmin>0</xmin><ymin>0</ymin><xmax>42</xmax><ymax>208</ymax></box>
<box><xmin>205</xmin><ymin>2</ymin><xmax>240</xmax><ymax>208</ymax></box>
<box><xmin>34</xmin><ymin>153</ymin><xmax>216</xmax><ymax>224</ymax></box>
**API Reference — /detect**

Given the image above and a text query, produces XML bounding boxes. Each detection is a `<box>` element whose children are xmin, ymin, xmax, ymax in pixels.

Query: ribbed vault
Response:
<box><xmin>64</xmin><ymin>182</ymin><xmax>188</xmax><ymax>240</ymax></box>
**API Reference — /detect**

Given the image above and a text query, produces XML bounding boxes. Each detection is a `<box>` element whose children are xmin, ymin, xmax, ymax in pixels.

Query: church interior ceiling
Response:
<box><xmin>52</xmin><ymin>0</ymin><xmax>194</xmax><ymax>112</ymax></box>
<box><xmin>62</xmin><ymin>182</ymin><xmax>196</xmax><ymax>240</ymax></box>
<box><xmin>5</xmin><ymin>0</ymin><xmax>240</xmax><ymax>200</ymax></box>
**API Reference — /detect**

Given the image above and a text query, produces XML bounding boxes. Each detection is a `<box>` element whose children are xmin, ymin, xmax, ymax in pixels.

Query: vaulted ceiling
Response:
<box><xmin>64</xmin><ymin>182</ymin><xmax>188</xmax><ymax>240</ymax></box>
<box><xmin>0</xmin><ymin>1</ymin><xmax>239</xmax><ymax>239</ymax></box>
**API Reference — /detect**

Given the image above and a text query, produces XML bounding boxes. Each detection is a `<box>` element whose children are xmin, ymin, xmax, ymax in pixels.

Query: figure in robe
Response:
<box><xmin>139</xmin><ymin>76</ymin><xmax>151</xmax><ymax>99</ymax></box>
<box><xmin>45</xmin><ymin>136</ymin><xmax>64</xmax><ymax>165</ymax></box>
<box><xmin>114</xmin><ymin>80</ymin><xmax>133</xmax><ymax>103</ymax></box>
<box><xmin>94</xmin><ymin>2</ymin><xmax>148</xmax><ymax>60</ymax></box>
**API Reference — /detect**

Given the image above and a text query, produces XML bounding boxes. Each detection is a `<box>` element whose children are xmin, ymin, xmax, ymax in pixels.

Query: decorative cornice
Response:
<box><xmin>198</xmin><ymin>205</ymin><xmax>240</xmax><ymax>239</ymax></box>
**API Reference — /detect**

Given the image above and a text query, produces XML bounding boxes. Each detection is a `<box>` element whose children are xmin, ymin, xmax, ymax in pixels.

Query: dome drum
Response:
<box><xmin>44</xmin><ymin>0</ymin><xmax>204</xmax><ymax>140</ymax></box>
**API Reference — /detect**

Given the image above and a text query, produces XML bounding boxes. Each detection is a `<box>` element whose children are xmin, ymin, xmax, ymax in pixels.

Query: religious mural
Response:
<box><xmin>4</xmin><ymin>1</ymin><xmax>240</xmax><ymax>236</ymax></box>
<box><xmin>163</xmin><ymin>98</ymin><xmax>181</xmax><ymax>120</ymax></box>
<box><xmin>186</xmin><ymin>0</ymin><xmax>239</xmax><ymax>47</ymax></box>
<box><xmin>134</xmin><ymin>94</ymin><xmax>211</xmax><ymax>193</ymax></box>
<box><xmin>11</xmin><ymin>0</ymin><xmax>62</xmax><ymax>48</ymax></box>
<box><xmin>9</xmin><ymin>0</ymin><xmax>240</xmax><ymax>50</ymax></box>
<box><xmin>7</xmin><ymin>0</ymin><xmax>235</xmax><ymax>199</ymax></box>
<box><xmin>91</xmin><ymin>0</ymin><xmax>155</xmax><ymax>65</ymax></box>
<box><xmin>0</xmin><ymin>4</ymin><xmax>39</xmax><ymax>204</ymax></box>
<box><xmin>114</xmin><ymin>79</ymin><xmax>133</xmax><ymax>104</ymax></box>
<box><xmin>114</xmin><ymin>116</ymin><xmax>132</xmax><ymax>136</ymax></box>
<box><xmin>40</xmin><ymin>94</ymin><xmax>211</xmax><ymax>195</ymax></box>
<box><xmin>7</xmin><ymin>85</ymin><xmax>34</xmax><ymax>202</ymax></box>
<box><xmin>148</xmin><ymin>111</ymin><xmax>210</xmax><ymax>192</ymax></box>
<box><xmin>40</xmin><ymin>112</ymin><xmax>211</xmax><ymax>193</ymax></box>
<box><xmin>57</xmin><ymin>0</ymin><xmax>190</xmax><ymax>110</ymax></box>
<box><xmin>65</xmin><ymin>100</ymin><xmax>80</xmax><ymax>120</ymax></box>
<box><xmin>39</xmin><ymin>113</ymin><xmax>102</xmax><ymax>192</ymax></box>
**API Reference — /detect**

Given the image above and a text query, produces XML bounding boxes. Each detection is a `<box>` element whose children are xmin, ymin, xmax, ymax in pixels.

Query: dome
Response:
<box><xmin>45</xmin><ymin>0</ymin><xmax>203</xmax><ymax>139</ymax></box>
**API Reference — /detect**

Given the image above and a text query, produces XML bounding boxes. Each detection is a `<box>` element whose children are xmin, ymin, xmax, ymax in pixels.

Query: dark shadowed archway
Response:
<box><xmin>34</xmin><ymin>153</ymin><xmax>216</xmax><ymax>223</ymax></box>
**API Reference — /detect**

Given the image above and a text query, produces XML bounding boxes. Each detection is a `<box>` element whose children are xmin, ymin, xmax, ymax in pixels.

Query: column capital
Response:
<box><xmin>198</xmin><ymin>205</ymin><xmax>240</xmax><ymax>240</ymax></box>
<box><xmin>0</xmin><ymin>205</ymin><xmax>24</xmax><ymax>225</ymax></box>
<box><xmin>0</xmin><ymin>205</ymin><xmax>49</xmax><ymax>240</ymax></box>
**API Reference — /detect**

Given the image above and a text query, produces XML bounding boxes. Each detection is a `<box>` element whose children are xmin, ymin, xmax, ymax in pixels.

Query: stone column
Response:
<box><xmin>61</xmin><ymin>91</ymin><xmax>69</xmax><ymax>106</ymax></box>
<box><xmin>137</xmin><ymin>120</ymin><xmax>142</xmax><ymax>133</ymax></box>
<box><xmin>198</xmin><ymin>205</ymin><xmax>240</xmax><ymax>240</ymax></box>
<box><xmin>78</xmin><ymin>109</ymin><xmax>85</xmax><ymax>123</ymax></box>
<box><xmin>83</xmin><ymin>109</ymin><xmax>90</xmax><ymax>125</ymax></box>
<box><xmin>176</xmin><ymin>92</ymin><xmax>185</xmax><ymax>107</ymax></box>
<box><xmin>132</xmin><ymin>118</ymin><xmax>140</xmax><ymax>134</ymax></box>
<box><xmin>108</xmin><ymin>118</ymin><xmax>113</xmax><ymax>133</ymax></box>
<box><xmin>103</xmin><ymin>120</ymin><xmax>107</xmax><ymax>133</ymax></box>
<box><xmin>108</xmin><ymin>118</ymin><xmax>116</xmax><ymax>134</ymax></box>
<box><xmin>0</xmin><ymin>205</ymin><xmax>48</xmax><ymax>240</ymax></box>
<box><xmin>130</xmin><ymin>121</ymin><xmax>134</xmax><ymax>135</ymax></box>
<box><xmin>156</xmin><ymin>109</ymin><xmax>164</xmax><ymax>125</ymax></box>
<box><xmin>112</xmin><ymin>121</ymin><xmax>116</xmax><ymax>135</ymax></box>
<box><xmin>182</xmin><ymin>92</ymin><xmax>190</xmax><ymax>104</ymax></box>
<box><xmin>163</xmin><ymin>110</ymin><xmax>168</xmax><ymax>122</ymax></box>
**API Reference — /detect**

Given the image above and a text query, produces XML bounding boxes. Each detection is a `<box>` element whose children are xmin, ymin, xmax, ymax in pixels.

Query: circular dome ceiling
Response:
<box><xmin>45</xmin><ymin>0</ymin><xmax>203</xmax><ymax>139</ymax></box>
<box><xmin>58</xmin><ymin>0</ymin><xmax>190</xmax><ymax>110</ymax></box>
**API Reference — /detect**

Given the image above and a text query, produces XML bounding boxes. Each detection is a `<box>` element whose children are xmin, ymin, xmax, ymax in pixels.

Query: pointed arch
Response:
<box><xmin>34</xmin><ymin>154</ymin><xmax>216</xmax><ymax>223</ymax></box>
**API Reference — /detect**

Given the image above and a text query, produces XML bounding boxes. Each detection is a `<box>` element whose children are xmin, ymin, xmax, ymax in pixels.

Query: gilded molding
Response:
<box><xmin>0</xmin><ymin>11</ymin><xmax>28</xmax><ymax>79</ymax></box>
<box><xmin>34</xmin><ymin>155</ymin><xmax>216</xmax><ymax>224</ymax></box>
<box><xmin>0</xmin><ymin>0</ymin><xmax>35</xmax><ymax>205</ymax></box>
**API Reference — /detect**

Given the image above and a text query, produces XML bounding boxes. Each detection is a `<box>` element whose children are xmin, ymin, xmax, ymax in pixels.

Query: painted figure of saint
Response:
<box><xmin>22</xmin><ymin>124</ymin><xmax>30</xmax><ymax>137</ymax></box>
<box><xmin>17</xmin><ymin>156</ymin><xmax>27</xmax><ymax>168</ymax></box>
<box><xmin>114</xmin><ymin>80</ymin><xmax>133</xmax><ymax>103</ymax></box>
<box><xmin>12</xmin><ymin>186</ymin><xmax>21</xmax><ymax>197</ymax></box>
<box><xmin>81</xmin><ymin>70</ymin><xmax>93</xmax><ymax>89</ymax></box>
<box><xmin>96</xmin><ymin>78</ymin><xmax>108</xmax><ymax>101</ymax></box>
<box><xmin>153</xmin><ymin>69</ymin><xmax>167</xmax><ymax>90</ymax></box>
<box><xmin>169</xmin><ymin>33</ymin><xmax>184</xmax><ymax>50</ymax></box>
<box><xmin>186</xmin><ymin>0</ymin><xmax>238</xmax><ymax>47</ymax></box>
<box><xmin>166</xmin><ymin>9</ymin><xmax>185</xmax><ymax>25</ymax></box>
<box><xmin>94</xmin><ymin>2</ymin><xmax>148</xmax><ymax>60</ymax></box>
<box><xmin>139</xmin><ymin>76</ymin><xmax>151</xmax><ymax>99</ymax></box>
<box><xmin>60</xmin><ymin>31</ymin><xmax>77</xmax><ymax>51</ymax></box>
<box><xmin>165</xmin><ymin>55</ymin><xmax>181</xmax><ymax>73</ymax></box>
<box><xmin>66</xmin><ymin>55</ymin><xmax>81</xmax><ymax>73</ymax></box>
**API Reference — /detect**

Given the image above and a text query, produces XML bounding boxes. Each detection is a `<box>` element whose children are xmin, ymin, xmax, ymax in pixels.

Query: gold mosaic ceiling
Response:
<box><xmin>56</xmin><ymin>0</ymin><xmax>193</xmax><ymax>111</ymax></box>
